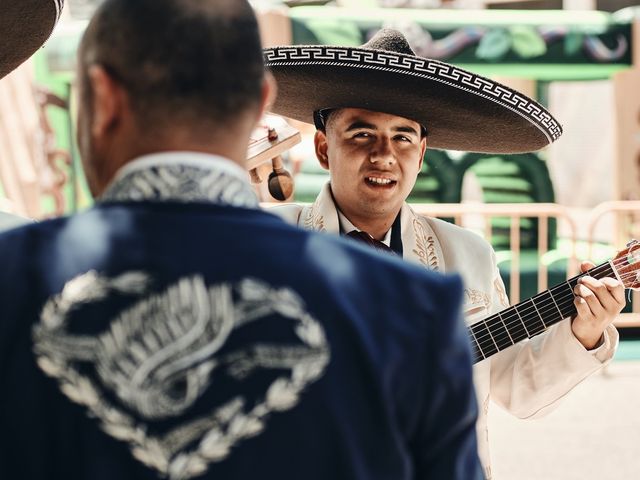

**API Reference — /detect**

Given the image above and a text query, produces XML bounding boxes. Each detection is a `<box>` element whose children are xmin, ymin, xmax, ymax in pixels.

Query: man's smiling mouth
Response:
<box><xmin>365</xmin><ymin>176</ymin><xmax>396</xmax><ymax>186</ymax></box>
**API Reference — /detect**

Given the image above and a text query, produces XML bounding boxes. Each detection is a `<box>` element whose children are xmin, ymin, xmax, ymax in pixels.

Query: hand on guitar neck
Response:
<box><xmin>470</xmin><ymin>241</ymin><xmax>639</xmax><ymax>364</ymax></box>
<box><xmin>571</xmin><ymin>260</ymin><xmax>626</xmax><ymax>350</ymax></box>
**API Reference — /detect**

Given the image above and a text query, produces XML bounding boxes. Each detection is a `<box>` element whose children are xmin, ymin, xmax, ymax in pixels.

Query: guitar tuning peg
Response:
<box><xmin>268</xmin><ymin>155</ymin><xmax>294</xmax><ymax>201</ymax></box>
<box><xmin>267</xmin><ymin>127</ymin><xmax>279</xmax><ymax>142</ymax></box>
<box><xmin>248</xmin><ymin>168</ymin><xmax>262</xmax><ymax>184</ymax></box>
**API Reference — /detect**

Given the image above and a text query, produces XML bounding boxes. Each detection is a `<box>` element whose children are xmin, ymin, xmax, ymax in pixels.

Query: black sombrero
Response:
<box><xmin>264</xmin><ymin>29</ymin><xmax>562</xmax><ymax>154</ymax></box>
<box><xmin>0</xmin><ymin>0</ymin><xmax>64</xmax><ymax>80</ymax></box>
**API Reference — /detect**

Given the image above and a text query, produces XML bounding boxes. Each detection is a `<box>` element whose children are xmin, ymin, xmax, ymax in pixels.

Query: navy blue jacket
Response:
<box><xmin>0</xmin><ymin>198</ymin><xmax>480</xmax><ymax>480</ymax></box>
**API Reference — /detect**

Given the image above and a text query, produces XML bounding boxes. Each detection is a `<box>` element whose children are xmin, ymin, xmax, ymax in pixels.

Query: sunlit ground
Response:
<box><xmin>491</xmin><ymin>352</ymin><xmax>640</xmax><ymax>480</ymax></box>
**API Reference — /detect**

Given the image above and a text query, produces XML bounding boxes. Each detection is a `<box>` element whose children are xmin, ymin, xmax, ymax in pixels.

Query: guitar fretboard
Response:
<box><xmin>469</xmin><ymin>261</ymin><xmax>616</xmax><ymax>364</ymax></box>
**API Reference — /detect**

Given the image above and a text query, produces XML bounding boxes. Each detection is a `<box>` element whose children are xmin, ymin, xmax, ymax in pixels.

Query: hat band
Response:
<box><xmin>54</xmin><ymin>0</ymin><xmax>64</xmax><ymax>20</ymax></box>
<box><xmin>264</xmin><ymin>46</ymin><xmax>562</xmax><ymax>145</ymax></box>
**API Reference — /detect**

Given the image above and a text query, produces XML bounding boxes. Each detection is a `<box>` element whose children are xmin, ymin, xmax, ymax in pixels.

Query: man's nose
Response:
<box><xmin>369</xmin><ymin>138</ymin><xmax>396</xmax><ymax>165</ymax></box>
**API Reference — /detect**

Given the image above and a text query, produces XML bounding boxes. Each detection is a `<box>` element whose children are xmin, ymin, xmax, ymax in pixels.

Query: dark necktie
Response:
<box><xmin>346</xmin><ymin>230</ymin><xmax>397</xmax><ymax>255</ymax></box>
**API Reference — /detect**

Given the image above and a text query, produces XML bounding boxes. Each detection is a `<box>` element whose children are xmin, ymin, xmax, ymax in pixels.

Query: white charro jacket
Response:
<box><xmin>270</xmin><ymin>183</ymin><xmax>618</xmax><ymax>479</ymax></box>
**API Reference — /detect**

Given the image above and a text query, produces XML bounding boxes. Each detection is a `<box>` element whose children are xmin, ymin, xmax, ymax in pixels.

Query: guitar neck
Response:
<box><xmin>469</xmin><ymin>260</ymin><xmax>617</xmax><ymax>364</ymax></box>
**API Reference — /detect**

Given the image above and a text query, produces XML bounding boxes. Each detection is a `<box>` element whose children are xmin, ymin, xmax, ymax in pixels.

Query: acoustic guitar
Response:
<box><xmin>470</xmin><ymin>240</ymin><xmax>640</xmax><ymax>364</ymax></box>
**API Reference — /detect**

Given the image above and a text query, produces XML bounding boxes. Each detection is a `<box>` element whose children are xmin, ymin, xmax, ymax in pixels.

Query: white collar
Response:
<box><xmin>111</xmin><ymin>151</ymin><xmax>249</xmax><ymax>184</ymax></box>
<box><xmin>336</xmin><ymin>209</ymin><xmax>392</xmax><ymax>247</ymax></box>
<box><xmin>100</xmin><ymin>151</ymin><xmax>259</xmax><ymax>208</ymax></box>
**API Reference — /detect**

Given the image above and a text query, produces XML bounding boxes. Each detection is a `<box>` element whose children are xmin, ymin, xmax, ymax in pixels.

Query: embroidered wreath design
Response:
<box><xmin>33</xmin><ymin>272</ymin><xmax>330</xmax><ymax>480</ymax></box>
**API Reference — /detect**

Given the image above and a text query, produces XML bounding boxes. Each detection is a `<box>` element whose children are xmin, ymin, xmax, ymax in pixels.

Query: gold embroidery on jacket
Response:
<box><xmin>412</xmin><ymin>219</ymin><xmax>439</xmax><ymax>271</ymax></box>
<box><xmin>464</xmin><ymin>288</ymin><xmax>491</xmax><ymax>310</ymax></box>
<box><xmin>485</xmin><ymin>465</ymin><xmax>493</xmax><ymax>480</ymax></box>
<box><xmin>493</xmin><ymin>278</ymin><xmax>510</xmax><ymax>308</ymax></box>
<box><xmin>303</xmin><ymin>206</ymin><xmax>325</xmax><ymax>232</ymax></box>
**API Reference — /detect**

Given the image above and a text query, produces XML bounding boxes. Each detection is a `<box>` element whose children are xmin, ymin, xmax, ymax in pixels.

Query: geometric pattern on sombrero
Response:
<box><xmin>263</xmin><ymin>45</ymin><xmax>562</xmax><ymax>152</ymax></box>
<box><xmin>265</xmin><ymin>46</ymin><xmax>562</xmax><ymax>143</ymax></box>
<box><xmin>54</xmin><ymin>0</ymin><xmax>64</xmax><ymax>19</ymax></box>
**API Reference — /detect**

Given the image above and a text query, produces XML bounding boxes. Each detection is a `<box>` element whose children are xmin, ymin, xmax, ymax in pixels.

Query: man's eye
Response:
<box><xmin>395</xmin><ymin>135</ymin><xmax>412</xmax><ymax>143</ymax></box>
<box><xmin>353</xmin><ymin>132</ymin><xmax>372</xmax><ymax>139</ymax></box>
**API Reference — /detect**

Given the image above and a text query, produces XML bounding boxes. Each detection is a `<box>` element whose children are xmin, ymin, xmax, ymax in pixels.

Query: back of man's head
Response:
<box><xmin>79</xmin><ymin>0</ymin><xmax>264</xmax><ymax>132</ymax></box>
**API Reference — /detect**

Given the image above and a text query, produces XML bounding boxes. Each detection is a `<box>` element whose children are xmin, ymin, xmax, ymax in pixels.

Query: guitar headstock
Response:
<box><xmin>246</xmin><ymin>114</ymin><xmax>301</xmax><ymax>171</ymax></box>
<box><xmin>612</xmin><ymin>239</ymin><xmax>640</xmax><ymax>290</ymax></box>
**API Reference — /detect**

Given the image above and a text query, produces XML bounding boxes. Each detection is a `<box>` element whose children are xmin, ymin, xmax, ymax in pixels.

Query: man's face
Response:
<box><xmin>316</xmin><ymin>108</ymin><xmax>426</xmax><ymax>222</ymax></box>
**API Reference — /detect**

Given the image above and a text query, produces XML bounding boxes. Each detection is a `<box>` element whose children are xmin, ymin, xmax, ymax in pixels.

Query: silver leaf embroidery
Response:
<box><xmin>33</xmin><ymin>273</ymin><xmax>330</xmax><ymax>480</ymax></box>
<box><xmin>101</xmin><ymin>164</ymin><xmax>259</xmax><ymax>208</ymax></box>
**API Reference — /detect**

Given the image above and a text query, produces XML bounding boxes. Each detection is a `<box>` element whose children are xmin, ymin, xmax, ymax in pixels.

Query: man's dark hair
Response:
<box><xmin>316</xmin><ymin>108</ymin><xmax>428</xmax><ymax>138</ymax></box>
<box><xmin>80</xmin><ymin>0</ymin><xmax>264</xmax><ymax>129</ymax></box>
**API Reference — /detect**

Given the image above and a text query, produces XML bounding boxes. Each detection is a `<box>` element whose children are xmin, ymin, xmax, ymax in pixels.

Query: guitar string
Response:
<box><xmin>472</xmin><ymin>265</ymin><xmax>639</xmax><ymax>357</ymax></box>
<box><xmin>472</xmin><ymin>289</ymin><xmax>599</xmax><ymax>354</ymax></box>
<box><xmin>470</xmin><ymin>257</ymin><xmax>639</xmax><ymax>357</ymax></box>
<box><xmin>473</xmin><ymin>280</ymin><xmax>589</xmax><ymax>349</ymax></box>
<box><xmin>469</xmin><ymin>261</ymin><xmax>635</xmax><ymax>355</ymax></box>
<box><xmin>474</xmin><ymin>254</ymin><xmax>637</xmax><ymax>347</ymax></box>
<box><xmin>473</xmin><ymin>257</ymin><xmax>640</xmax><ymax>347</ymax></box>
<box><xmin>471</xmin><ymin>293</ymin><xmax>576</xmax><ymax>356</ymax></box>
<box><xmin>471</xmin><ymin>263</ymin><xmax>612</xmax><ymax>349</ymax></box>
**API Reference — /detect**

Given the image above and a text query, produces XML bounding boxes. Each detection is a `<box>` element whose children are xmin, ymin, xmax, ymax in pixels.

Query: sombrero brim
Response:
<box><xmin>264</xmin><ymin>45</ymin><xmax>562</xmax><ymax>154</ymax></box>
<box><xmin>0</xmin><ymin>0</ymin><xmax>64</xmax><ymax>80</ymax></box>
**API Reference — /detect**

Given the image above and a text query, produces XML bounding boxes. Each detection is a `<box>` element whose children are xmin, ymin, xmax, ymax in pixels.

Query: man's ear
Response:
<box><xmin>258</xmin><ymin>71</ymin><xmax>278</xmax><ymax>120</ymax></box>
<box><xmin>418</xmin><ymin>136</ymin><xmax>427</xmax><ymax>170</ymax></box>
<box><xmin>314</xmin><ymin>130</ymin><xmax>330</xmax><ymax>170</ymax></box>
<box><xmin>87</xmin><ymin>65</ymin><xmax>125</xmax><ymax>138</ymax></box>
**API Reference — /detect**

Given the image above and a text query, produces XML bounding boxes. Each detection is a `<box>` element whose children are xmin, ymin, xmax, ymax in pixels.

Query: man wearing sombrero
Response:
<box><xmin>267</xmin><ymin>29</ymin><xmax>624</xmax><ymax>478</ymax></box>
<box><xmin>0</xmin><ymin>0</ymin><xmax>64</xmax><ymax>231</ymax></box>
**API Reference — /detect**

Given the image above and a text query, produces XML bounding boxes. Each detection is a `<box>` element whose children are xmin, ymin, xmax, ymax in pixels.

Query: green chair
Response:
<box><xmin>456</xmin><ymin>152</ymin><xmax>557</xmax><ymax>251</ymax></box>
<box><xmin>456</xmin><ymin>152</ymin><xmax>560</xmax><ymax>299</ymax></box>
<box><xmin>408</xmin><ymin>149</ymin><xmax>460</xmax><ymax>204</ymax></box>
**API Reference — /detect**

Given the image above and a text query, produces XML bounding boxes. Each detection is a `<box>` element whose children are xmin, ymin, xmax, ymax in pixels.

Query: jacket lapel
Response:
<box><xmin>300</xmin><ymin>183</ymin><xmax>444</xmax><ymax>272</ymax></box>
<box><xmin>399</xmin><ymin>204</ymin><xmax>444</xmax><ymax>272</ymax></box>
<box><xmin>301</xmin><ymin>183</ymin><xmax>338</xmax><ymax>234</ymax></box>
